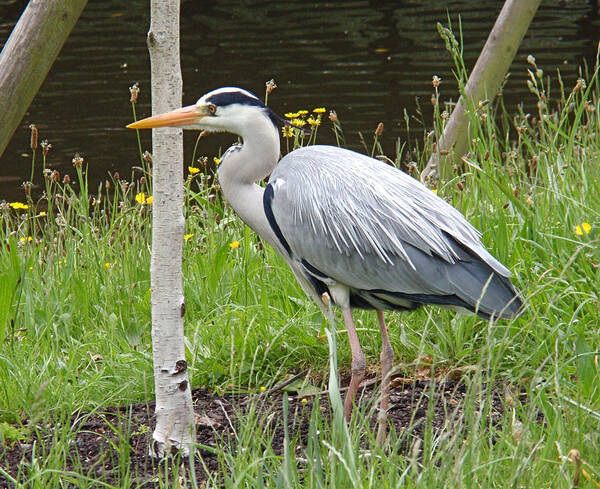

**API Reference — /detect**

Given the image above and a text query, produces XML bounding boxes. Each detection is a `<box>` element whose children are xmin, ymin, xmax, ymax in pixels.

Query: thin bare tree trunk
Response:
<box><xmin>421</xmin><ymin>0</ymin><xmax>542</xmax><ymax>183</ymax></box>
<box><xmin>147</xmin><ymin>0</ymin><xmax>194</xmax><ymax>458</ymax></box>
<box><xmin>0</xmin><ymin>0</ymin><xmax>88</xmax><ymax>159</ymax></box>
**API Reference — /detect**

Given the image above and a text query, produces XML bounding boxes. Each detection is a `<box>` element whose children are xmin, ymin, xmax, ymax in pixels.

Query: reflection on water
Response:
<box><xmin>0</xmin><ymin>0</ymin><xmax>598</xmax><ymax>201</ymax></box>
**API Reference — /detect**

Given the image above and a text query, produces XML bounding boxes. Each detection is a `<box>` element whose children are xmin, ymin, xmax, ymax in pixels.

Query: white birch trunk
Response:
<box><xmin>147</xmin><ymin>0</ymin><xmax>194</xmax><ymax>458</ymax></box>
<box><xmin>421</xmin><ymin>0</ymin><xmax>542</xmax><ymax>183</ymax></box>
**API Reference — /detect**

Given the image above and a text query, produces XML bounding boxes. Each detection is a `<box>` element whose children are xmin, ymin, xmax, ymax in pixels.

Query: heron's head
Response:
<box><xmin>127</xmin><ymin>87</ymin><xmax>282</xmax><ymax>136</ymax></box>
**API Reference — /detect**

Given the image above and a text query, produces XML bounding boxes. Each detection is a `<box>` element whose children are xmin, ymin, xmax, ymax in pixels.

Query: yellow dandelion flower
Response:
<box><xmin>259</xmin><ymin>386</ymin><xmax>266</xmax><ymax>392</ymax></box>
<box><xmin>9</xmin><ymin>202</ymin><xmax>28</xmax><ymax>210</ymax></box>
<box><xmin>104</xmin><ymin>262</ymin><xmax>112</xmax><ymax>269</ymax></box>
<box><xmin>229</xmin><ymin>240</ymin><xmax>240</xmax><ymax>249</ymax></box>
<box><xmin>313</xmin><ymin>107</ymin><xmax>326</xmax><ymax>114</ymax></box>
<box><xmin>431</xmin><ymin>189</ymin><xmax>438</xmax><ymax>194</ymax></box>
<box><xmin>184</xmin><ymin>233</ymin><xmax>193</xmax><ymax>241</ymax></box>
<box><xmin>297</xmin><ymin>110</ymin><xmax>309</xmax><ymax>115</ymax></box>
<box><xmin>19</xmin><ymin>236</ymin><xmax>33</xmax><ymax>243</ymax></box>
<box><xmin>135</xmin><ymin>192</ymin><xmax>146</xmax><ymax>204</ymax></box>
<box><xmin>39</xmin><ymin>211</ymin><xmax>47</xmax><ymax>217</ymax></box>
<box><xmin>575</xmin><ymin>222</ymin><xmax>592</xmax><ymax>236</ymax></box>
<box><xmin>214</xmin><ymin>157</ymin><xmax>220</xmax><ymax>165</ymax></box>
<box><xmin>292</xmin><ymin>118</ymin><xmax>306</xmax><ymax>127</ymax></box>
<box><xmin>284</xmin><ymin>112</ymin><xmax>300</xmax><ymax>118</ymax></box>
<box><xmin>188</xmin><ymin>166</ymin><xmax>200</xmax><ymax>175</ymax></box>
<box><xmin>301</xmin><ymin>398</ymin><xmax>308</xmax><ymax>405</ymax></box>
<box><xmin>307</xmin><ymin>117</ymin><xmax>320</xmax><ymax>127</ymax></box>
<box><xmin>282</xmin><ymin>126</ymin><xmax>294</xmax><ymax>138</ymax></box>
<box><xmin>145</xmin><ymin>195</ymin><xmax>153</xmax><ymax>205</ymax></box>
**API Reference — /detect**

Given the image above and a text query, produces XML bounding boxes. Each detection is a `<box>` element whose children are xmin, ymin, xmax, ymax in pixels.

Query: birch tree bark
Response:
<box><xmin>421</xmin><ymin>0</ymin><xmax>542</xmax><ymax>183</ymax></box>
<box><xmin>147</xmin><ymin>0</ymin><xmax>194</xmax><ymax>458</ymax></box>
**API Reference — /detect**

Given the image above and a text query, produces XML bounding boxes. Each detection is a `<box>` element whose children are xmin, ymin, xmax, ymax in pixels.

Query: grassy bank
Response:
<box><xmin>1</xmin><ymin>48</ymin><xmax>600</xmax><ymax>486</ymax></box>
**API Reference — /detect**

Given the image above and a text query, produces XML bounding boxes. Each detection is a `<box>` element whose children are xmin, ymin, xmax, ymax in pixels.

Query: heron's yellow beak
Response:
<box><xmin>126</xmin><ymin>104</ymin><xmax>205</xmax><ymax>129</ymax></box>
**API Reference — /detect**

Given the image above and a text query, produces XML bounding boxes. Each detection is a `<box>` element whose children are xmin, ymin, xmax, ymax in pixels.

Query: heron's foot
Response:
<box><xmin>376</xmin><ymin>409</ymin><xmax>389</xmax><ymax>446</ymax></box>
<box><xmin>343</xmin><ymin>357</ymin><xmax>366</xmax><ymax>421</ymax></box>
<box><xmin>341</xmin><ymin>306</ymin><xmax>367</xmax><ymax>422</ymax></box>
<box><xmin>376</xmin><ymin>310</ymin><xmax>395</xmax><ymax>445</ymax></box>
<box><xmin>375</xmin><ymin>362</ymin><xmax>393</xmax><ymax>445</ymax></box>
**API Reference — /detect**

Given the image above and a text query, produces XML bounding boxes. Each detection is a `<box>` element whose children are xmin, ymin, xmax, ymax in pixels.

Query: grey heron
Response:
<box><xmin>128</xmin><ymin>87</ymin><xmax>522</xmax><ymax>440</ymax></box>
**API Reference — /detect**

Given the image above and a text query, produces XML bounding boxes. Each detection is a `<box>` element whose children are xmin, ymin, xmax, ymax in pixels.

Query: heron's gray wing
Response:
<box><xmin>266</xmin><ymin>145</ymin><xmax>520</xmax><ymax>317</ymax></box>
<box><xmin>269</xmin><ymin>145</ymin><xmax>509</xmax><ymax>274</ymax></box>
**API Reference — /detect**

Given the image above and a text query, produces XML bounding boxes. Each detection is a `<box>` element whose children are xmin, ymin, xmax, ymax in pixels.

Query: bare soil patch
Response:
<box><xmin>0</xmin><ymin>378</ymin><xmax>511</xmax><ymax>487</ymax></box>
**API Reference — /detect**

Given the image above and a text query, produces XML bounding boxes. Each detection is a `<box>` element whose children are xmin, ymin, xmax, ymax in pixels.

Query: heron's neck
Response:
<box><xmin>217</xmin><ymin>119</ymin><xmax>281</xmax><ymax>248</ymax></box>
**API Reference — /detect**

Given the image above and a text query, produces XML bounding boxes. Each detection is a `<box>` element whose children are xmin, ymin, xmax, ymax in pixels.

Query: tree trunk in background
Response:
<box><xmin>0</xmin><ymin>0</ymin><xmax>88</xmax><ymax>159</ymax></box>
<box><xmin>147</xmin><ymin>0</ymin><xmax>194</xmax><ymax>458</ymax></box>
<box><xmin>421</xmin><ymin>0</ymin><xmax>542</xmax><ymax>183</ymax></box>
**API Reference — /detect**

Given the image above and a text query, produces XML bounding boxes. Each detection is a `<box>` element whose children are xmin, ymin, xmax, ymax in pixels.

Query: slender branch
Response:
<box><xmin>0</xmin><ymin>0</ymin><xmax>88</xmax><ymax>159</ymax></box>
<box><xmin>421</xmin><ymin>0</ymin><xmax>542</xmax><ymax>183</ymax></box>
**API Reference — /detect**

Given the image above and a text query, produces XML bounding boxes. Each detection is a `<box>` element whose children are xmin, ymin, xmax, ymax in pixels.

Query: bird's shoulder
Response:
<box><xmin>273</xmin><ymin>145</ymin><xmax>394</xmax><ymax>184</ymax></box>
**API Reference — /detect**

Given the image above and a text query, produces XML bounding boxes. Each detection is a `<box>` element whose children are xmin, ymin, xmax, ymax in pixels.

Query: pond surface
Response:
<box><xmin>0</xmin><ymin>0</ymin><xmax>598</xmax><ymax>201</ymax></box>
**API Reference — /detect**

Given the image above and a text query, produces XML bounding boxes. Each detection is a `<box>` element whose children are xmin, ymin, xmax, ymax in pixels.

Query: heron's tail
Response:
<box><xmin>449</xmin><ymin>260</ymin><xmax>523</xmax><ymax>320</ymax></box>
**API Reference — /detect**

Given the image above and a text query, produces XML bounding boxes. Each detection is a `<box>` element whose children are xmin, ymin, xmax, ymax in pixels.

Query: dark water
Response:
<box><xmin>0</xmin><ymin>0</ymin><xmax>598</xmax><ymax>201</ymax></box>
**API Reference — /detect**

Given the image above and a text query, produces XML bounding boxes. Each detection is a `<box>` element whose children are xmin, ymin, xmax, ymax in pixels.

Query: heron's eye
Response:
<box><xmin>208</xmin><ymin>103</ymin><xmax>217</xmax><ymax>115</ymax></box>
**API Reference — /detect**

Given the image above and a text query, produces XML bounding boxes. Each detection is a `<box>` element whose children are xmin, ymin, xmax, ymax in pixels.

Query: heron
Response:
<box><xmin>128</xmin><ymin>87</ymin><xmax>522</xmax><ymax>441</ymax></box>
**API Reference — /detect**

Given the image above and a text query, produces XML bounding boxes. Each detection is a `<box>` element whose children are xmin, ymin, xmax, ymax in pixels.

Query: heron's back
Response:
<box><xmin>268</xmin><ymin>145</ymin><xmax>522</xmax><ymax>319</ymax></box>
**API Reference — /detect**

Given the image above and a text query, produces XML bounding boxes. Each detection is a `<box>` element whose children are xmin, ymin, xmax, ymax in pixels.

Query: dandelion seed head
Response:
<box><xmin>265</xmin><ymin>79</ymin><xmax>277</xmax><ymax>94</ymax></box>
<box><xmin>40</xmin><ymin>140</ymin><xmax>52</xmax><ymax>157</ymax></box>
<box><xmin>72</xmin><ymin>154</ymin><xmax>84</xmax><ymax>168</ymax></box>
<box><xmin>129</xmin><ymin>83</ymin><xmax>140</xmax><ymax>103</ymax></box>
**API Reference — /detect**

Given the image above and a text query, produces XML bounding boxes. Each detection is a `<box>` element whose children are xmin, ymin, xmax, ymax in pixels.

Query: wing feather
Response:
<box><xmin>269</xmin><ymin>145</ymin><xmax>510</xmax><ymax>277</ymax></box>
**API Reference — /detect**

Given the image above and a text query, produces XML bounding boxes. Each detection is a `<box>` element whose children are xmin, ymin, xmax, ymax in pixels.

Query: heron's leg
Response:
<box><xmin>376</xmin><ymin>310</ymin><xmax>395</xmax><ymax>444</ymax></box>
<box><xmin>341</xmin><ymin>306</ymin><xmax>366</xmax><ymax>421</ymax></box>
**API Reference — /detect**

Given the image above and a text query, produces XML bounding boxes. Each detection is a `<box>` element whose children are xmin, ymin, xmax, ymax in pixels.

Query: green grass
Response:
<box><xmin>1</xmin><ymin>39</ymin><xmax>600</xmax><ymax>487</ymax></box>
